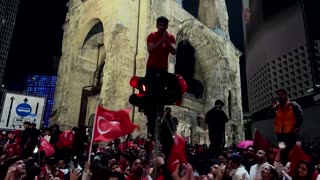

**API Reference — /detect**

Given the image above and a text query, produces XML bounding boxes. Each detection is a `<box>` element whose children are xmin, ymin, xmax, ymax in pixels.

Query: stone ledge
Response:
<box><xmin>181</xmin><ymin>96</ymin><xmax>204</xmax><ymax>112</ymax></box>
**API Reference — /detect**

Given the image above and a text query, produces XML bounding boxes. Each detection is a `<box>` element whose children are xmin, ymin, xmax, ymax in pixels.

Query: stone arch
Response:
<box><xmin>175</xmin><ymin>39</ymin><xmax>204</xmax><ymax>99</ymax></box>
<box><xmin>75</xmin><ymin>19</ymin><xmax>106</xmax><ymax>126</ymax></box>
<box><xmin>176</xmin><ymin>19</ymin><xmax>224</xmax><ymax>74</ymax></box>
<box><xmin>78</xmin><ymin>18</ymin><xmax>104</xmax><ymax>46</ymax></box>
<box><xmin>82</xmin><ymin>21</ymin><xmax>104</xmax><ymax>48</ymax></box>
<box><xmin>175</xmin><ymin>19</ymin><xmax>234</xmax><ymax>114</ymax></box>
<box><xmin>78</xmin><ymin>21</ymin><xmax>105</xmax><ymax>79</ymax></box>
<box><xmin>175</xmin><ymin>20</ymin><xmax>224</xmax><ymax>99</ymax></box>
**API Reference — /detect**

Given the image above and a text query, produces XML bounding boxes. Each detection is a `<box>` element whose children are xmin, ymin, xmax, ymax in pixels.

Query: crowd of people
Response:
<box><xmin>0</xmin><ymin>116</ymin><xmax>319</xmax><ymax>180</ymax></box>
<box><xmin>0</xmin><ymin>14</ymin><xmax>318</xmax><ymax>180</ymax></box>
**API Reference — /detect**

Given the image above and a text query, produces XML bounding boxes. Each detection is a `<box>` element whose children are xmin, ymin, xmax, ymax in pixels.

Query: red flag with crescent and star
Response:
<box><xmin>167</xmin><ymin>133</ymin><xmax>188</xmax><ymax>173</ymax></box>
<box><xmin>93</xmin><ymin>105</ymin><xmax>139</xmax><ymax>142</ymax></box>
<box><xmin>40</xmin><ymin>137</ymin><xmax>55</xmax><ymax>157</ymax></box>
<box><xmin>56</xmin><ymin>130</ymin><xmax>75</xmax><ymax>149</ymax></box>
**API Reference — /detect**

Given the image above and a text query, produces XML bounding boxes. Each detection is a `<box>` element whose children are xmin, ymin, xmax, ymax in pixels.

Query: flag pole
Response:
<box><xmin>88</xmin><ymin>105</ymin><xmax>99</xmax><ymax>161</ymax></box>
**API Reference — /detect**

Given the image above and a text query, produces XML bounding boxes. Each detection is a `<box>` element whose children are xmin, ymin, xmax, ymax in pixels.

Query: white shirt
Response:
<box><xmin>44</xmin><ymin>135</ymin><xmax>51</xmax><ymax>142</ymax></box>
<box><xmin>250</xmin><ymin>162</ymin><xmax>270</xmax><ymax>180</ymax></box>
<box><xmin>233</xmin><ymin>165</ymin><xmax>250</xmax><ymax>180</ymax></box>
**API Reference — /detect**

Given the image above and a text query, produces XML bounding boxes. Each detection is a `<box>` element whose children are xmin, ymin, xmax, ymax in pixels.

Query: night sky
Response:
<box><xmin>3</xmin><ymin>0</ymin><xmax>69</xmax><ymax>91</ymax></box>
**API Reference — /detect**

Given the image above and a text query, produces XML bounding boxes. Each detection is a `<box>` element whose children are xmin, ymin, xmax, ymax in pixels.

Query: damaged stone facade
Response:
<box><xmin>53</xmin><ymin>0</ymin><xmax>244</xmax><ymax>145</ymax></box>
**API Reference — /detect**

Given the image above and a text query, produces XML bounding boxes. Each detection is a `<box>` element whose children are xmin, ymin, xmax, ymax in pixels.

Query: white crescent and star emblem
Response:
<box><xmin>97</xmin><ymin>116</ymin><xmax>120</xmax><ymax>135</ymax></box>
<box><xmin>41</xmin><ymin>141</ymin><xmax>50</xmax><ymax>149</ymax></box>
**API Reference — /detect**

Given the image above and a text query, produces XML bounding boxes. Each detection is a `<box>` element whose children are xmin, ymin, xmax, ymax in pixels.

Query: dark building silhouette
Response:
<box><xmin>241</xmin><ymin>0</ymin><xmax>320</xmax><ymax>118</ymax></box>
<box><xmin>226</xmin><ymin>0</ymin><xmax>249</xmax><ymax>113</ymax></box>
<box><xmin>224</xmin><ymin>0</ymin><xmax>320</xmax><ymax>144</ymax></box>
<box><xmin>0</xmin><ymin>0</ymin><xmax>20</xmax><ymax>85</ymax></box>
<box><xmin>3</xmin><ymin>0</ymin><xmax>69</xmax><ymax>91</ymax></box>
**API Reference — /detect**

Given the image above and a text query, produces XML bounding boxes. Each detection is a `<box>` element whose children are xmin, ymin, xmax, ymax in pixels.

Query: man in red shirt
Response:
<box><xmin>146</xmin><ymin>16</ymin><xmax>176</xmax><ymax>78</ymax></box>
<box><xmin>144</xmin><ymin>16</ymin><xmax>176</xmax><ymax>140</ymax></box>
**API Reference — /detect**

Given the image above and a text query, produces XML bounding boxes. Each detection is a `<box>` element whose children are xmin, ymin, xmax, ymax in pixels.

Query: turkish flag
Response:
<box><xmin>253</xmin><ymin>130</ymin><xmax>270</xmax><ymax>152</ymax></box>
<box><xmin>176</xmin><ymin>74</ymin><xmax>188</xmax><ymax>94</ymax></box>
<box><xmin>93</xmin><ymin>105</ymin><xmax>139</xmax><ymax>142</ymax></box>
<box><xmin>40</xmin><ymin>137</ymin><xmax>55</xmax><ymax>157</ymax></box>
<box><xmin>56</xmin><ymin>130</ymin><xmax>75</xmax><ymax>149</ymax></box>
<box><xmin>175</xmin><ymin>75</ymin><xmax>188</xmax><ymax>106</ymax></box>
<box><xmin>167</xmin><ymin>133</ymin><xmax>188</xmax><ymax>173</ymax></box>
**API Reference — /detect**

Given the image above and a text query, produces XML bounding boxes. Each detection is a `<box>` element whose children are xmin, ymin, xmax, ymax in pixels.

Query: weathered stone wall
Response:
<box><xmin>54</xmin><ymin>0</ymin><xmax>244</xmax><ymax>144</ymax></box>
<box><xmin>198</xmin><ymin>0</ymin><xmax>229</xmax><ymax>32</ymax></box>
<box><xmin>53</xmin><ymin>0</ymin><xmax>142</xmax><ymax>129</ymax></box>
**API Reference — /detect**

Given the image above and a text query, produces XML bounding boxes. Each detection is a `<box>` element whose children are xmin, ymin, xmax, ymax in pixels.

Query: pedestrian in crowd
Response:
<box><xmin>144</xmin><ymin>16</ymin><xmax>176</xmax><ymax>139</ymax></box>
<box><xmin>249</xmin><ymin>149</ymin><xmax>271</xmax><ymax>180</ymax></box>
<box><xmin>43</xmin><ymin>128</ymin><xmax>52</xmax><ymax>142</ymax></box>
<box><xmin>272</xmin><ymin>89</ymin><xmax>303</xmax><ymax>162</ymax></box>
<box><xmin>20</xmin><ymin>122</ymin><xmax>33</xmax><ymax>158</ymax></box>
<box><xmin>243</xmin><ymin>145</ymin><xmax>257</xmax><ymax>172</ymax></box>
<box><xmin>2</xmin><ymin>156</ymin><xmax>25</xmax><ymax>180</ymax></box>
<box><xmin>229</xmin><ymin>153</ymin><xmax>250</xmax><ymax>180</ymax></box>
<box><xmin>160</xmin><ymin>107</ymin><xmax>178</xmax><ymax>159</ymax></box>
<box><xmin>205</xmin><ymin>100</ymin><xmax>229</xmax><ymax>157</ymax></box>
<box><xmin>0</xmin><ymin>126</ymin><xmax>319</xmax><ymax>180</ymax></box>
<box><xmin>50</xmin><ymin>124</ymin><xmax>62</xmax><ymax>146</ymax></box>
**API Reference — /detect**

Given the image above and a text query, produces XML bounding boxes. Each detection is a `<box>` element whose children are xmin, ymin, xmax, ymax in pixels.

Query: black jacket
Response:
<box><xmin>205</xmin><ymin>107</ymin><xmax>229</xmax><ymax>129</ymax></box>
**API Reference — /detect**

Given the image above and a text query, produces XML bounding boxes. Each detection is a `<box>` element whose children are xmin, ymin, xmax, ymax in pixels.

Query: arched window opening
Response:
<box><xmin>175</xmin><ymin>39</ymin><xmax>204</xmax><ymax>99</ymax></box>
<box><xmin>78</xmin><ymin>20</ymin><xmax>104</xmax><ymax>127</ymax></box>
<box><xmin>82</xmin><ymin>21</ymin><xmax>103</xmax><ymax>47</ymax></box>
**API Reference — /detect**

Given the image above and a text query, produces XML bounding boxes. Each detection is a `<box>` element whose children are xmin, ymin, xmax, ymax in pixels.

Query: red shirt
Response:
<box><xmin>147</xmin><ymin>32</ymin><xmax>176</xmax><ymax>70</ymax></box>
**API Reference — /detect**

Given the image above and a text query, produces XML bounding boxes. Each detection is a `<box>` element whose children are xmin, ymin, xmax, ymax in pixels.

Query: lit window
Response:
<box><xmin>25</xmin><ymin>75</ymin><xmax>57</xmax><ymax>127</ymax></box>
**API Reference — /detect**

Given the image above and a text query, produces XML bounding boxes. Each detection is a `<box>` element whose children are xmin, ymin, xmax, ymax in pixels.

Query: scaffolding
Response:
<box><xmin>0</xmin><ymin>0</ymin><xmax>20</xmax><ymax>85</ymax></box>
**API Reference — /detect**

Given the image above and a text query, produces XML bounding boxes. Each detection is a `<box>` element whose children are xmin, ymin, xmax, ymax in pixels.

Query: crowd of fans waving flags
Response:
<box><xmin>0</xmin><ymin>104</ymin><xmax>319</xmax><ymax>180</ymax></box>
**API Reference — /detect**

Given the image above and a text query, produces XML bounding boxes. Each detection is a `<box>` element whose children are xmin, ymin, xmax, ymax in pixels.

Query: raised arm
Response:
<box><xmin>166</xmin><ymin>34</ymin><xmax>176</xmax><ymax>55</ymax></box>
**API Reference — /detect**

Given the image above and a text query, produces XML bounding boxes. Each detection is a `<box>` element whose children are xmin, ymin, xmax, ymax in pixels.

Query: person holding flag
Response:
<box><xmin>89</xmin><ymin>105</ymin><xmax>139</xmax><ymax>156</ymax></box>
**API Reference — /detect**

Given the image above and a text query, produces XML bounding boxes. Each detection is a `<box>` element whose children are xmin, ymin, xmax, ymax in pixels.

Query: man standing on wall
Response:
<box><xmin>205</xmin><ymin>100</ymin><xmax>229</xmax><ymax>157</ymax></box>
<box><xmin>145</xmin><ymin>16</ymin><xmax>176</xmax><ymax>138</ymax></box>
<box><xmin>146</xmin><ymin>16</ymin><xmax>176</xmax><ymax>78</ymax></box>
<box><xmin>272</xmin><ymin>89</ymin><xmax>303</xmax><ymax>162</ymax></box>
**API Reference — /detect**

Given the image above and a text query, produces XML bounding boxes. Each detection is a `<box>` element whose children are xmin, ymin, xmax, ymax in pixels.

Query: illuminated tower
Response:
<box><xmin>0</xmin><ymin>0</ymin><xmax>20</xmax><ymax>85</ymax></box>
